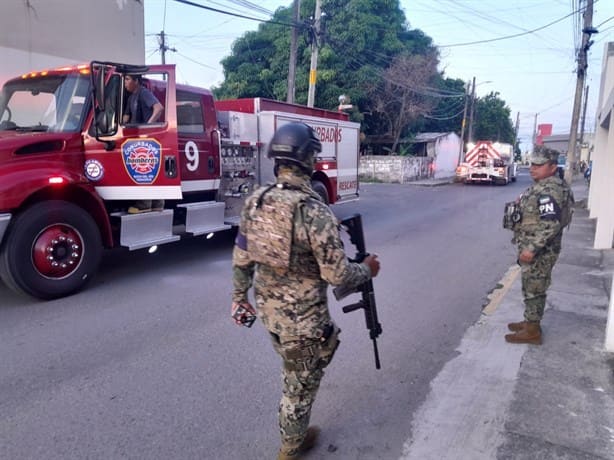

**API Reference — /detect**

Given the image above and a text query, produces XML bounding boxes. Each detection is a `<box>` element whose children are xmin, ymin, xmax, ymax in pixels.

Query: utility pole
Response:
<box><xmin>580</xmin><ymin>84</ymin><xmax>589</xmax><ymax>145</ymax></box>
<box><xmin>458</xmin><ymin>80</ymin><xmax>470</xmax><ymax>164</ymax></box>
<box><xmin>532</xmin><ymin>112</ymin><xmax>539</xmax><ymax>150</ymax></box>
<box><xmin>307</xmin><ymin>0</ymin><xmax>322</xmax><ymax>107</ymax></box>
<box><xmin>158</xmin><ymin>31</ymin><xmax>176</xmax><ymax>65</ymax></box>
<box><xmin>565</xmin><ymin>0</ymin><xmax>595</xmax><ymax>183</ymax></box>
<box><xmin>514</xmin><ymin>111</ymin><xmax>520</xmax><ymax>160</ymax></box>
<box><xmin>467</xmin><ymin>76</ymin><xmax>476</xmax><ymax>143</ymax></box>
<box><xmin>286</xmin><ymin>0</ymin><xmax>300</xmax><ymax>104</ymax></box>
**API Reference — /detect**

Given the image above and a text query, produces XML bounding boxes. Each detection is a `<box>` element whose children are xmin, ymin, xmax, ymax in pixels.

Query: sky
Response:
<box><xmin>144</xmin><ymin>0</ymin><xmax>614</xmax><ymax>152</ymax></box>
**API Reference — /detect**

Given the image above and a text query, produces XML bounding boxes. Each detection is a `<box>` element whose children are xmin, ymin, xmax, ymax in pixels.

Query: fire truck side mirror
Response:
<box><xmin>94</xmin><ymin>66</ymin><xmax>106</xmax><ymax>112</ymax></box>
<box><xmin>96</xmin><ymin>111</ymin><xmax>110</xmax><ymax>133</ymax></box>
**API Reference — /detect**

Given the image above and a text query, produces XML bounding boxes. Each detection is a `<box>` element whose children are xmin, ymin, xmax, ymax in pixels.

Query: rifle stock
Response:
<box><xmin>334</xmin><ymin>214</ymin><xmax>382</xmax><ymax>369</ymax></box>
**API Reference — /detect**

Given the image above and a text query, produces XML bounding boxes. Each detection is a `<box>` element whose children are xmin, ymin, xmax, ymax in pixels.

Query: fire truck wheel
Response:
<box><xmin>312</xmin><ymin>180</ymin><xmax>329</xmax><ymax>205</ymax></box>
<box><xmin>0</xmin><ymin>201</ymin><xmax>102</xmax><ymax>300</ymax></box>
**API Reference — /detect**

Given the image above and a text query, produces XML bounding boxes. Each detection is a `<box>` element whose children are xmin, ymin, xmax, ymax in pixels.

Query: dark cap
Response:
<box><xmin>531</xmin><ymin>146</ymin><xmax>559</xmax><ymax>165</ymax></box>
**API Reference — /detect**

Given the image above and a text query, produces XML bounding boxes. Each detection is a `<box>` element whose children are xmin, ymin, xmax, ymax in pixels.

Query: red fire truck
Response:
<box><xmin>0</xmin><ymin>61</ymin><xmax>360</xmax><ymax>299</ymax></box>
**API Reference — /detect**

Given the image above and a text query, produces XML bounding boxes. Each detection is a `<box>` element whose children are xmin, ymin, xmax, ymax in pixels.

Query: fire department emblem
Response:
<box><xmin>84</xmin><ymin>159</ymin><xmax>104</xmax><ymax>181</ymax></box>
<box><xmin>122</xmin><ymin>139</ymin><xmax>162</xmax><ymax>184</ymax></box>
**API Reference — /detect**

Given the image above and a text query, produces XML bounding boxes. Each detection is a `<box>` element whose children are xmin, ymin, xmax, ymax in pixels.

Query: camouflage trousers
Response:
<box><xmin>270</xmin><ymin>325</ymin><xmax>340</xmax><ymax>454</ymax></box>
<box><xmin>520</xmin><ymin>248</ymin><xmax>560</xmax><ymax>322</ymax></box>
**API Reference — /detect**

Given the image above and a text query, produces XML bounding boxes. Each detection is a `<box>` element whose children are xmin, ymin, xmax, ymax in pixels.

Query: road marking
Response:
<box><xmin>482</xmin><ymin>264</ymin><xmax>520</xmax><ymax>315</ymax></box>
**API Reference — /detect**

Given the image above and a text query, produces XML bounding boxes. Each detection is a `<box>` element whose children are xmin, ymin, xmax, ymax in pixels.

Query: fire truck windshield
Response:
<box><xmin>0</xmin><ymin>74</ymin><xmax>90</xmax><ymax>133</ymax></box>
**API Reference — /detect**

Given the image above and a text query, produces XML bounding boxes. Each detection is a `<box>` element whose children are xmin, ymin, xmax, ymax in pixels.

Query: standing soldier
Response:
<box><xmin>503</xmin><ymin>146</ymin><xmax>573</xmax><ymax>344</ymax></box>
<box><xmin>231</xmin><ymin>122</ymin><xmax>381</xmax><ymax>459</ymax></box>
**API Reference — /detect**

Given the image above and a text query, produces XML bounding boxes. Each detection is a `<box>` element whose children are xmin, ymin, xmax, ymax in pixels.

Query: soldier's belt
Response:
<box><xmin>274</xmin><ymin>323</ymin><xmax>334</xmax><ymax>343</ymax></box>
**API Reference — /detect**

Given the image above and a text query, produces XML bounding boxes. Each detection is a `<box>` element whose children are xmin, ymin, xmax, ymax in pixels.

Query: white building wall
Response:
<box><xmin>596</xmin><ymin>43</ymin><xmax>614</xmax><ymax>352</ymax></box>
<box><xmin>591</xmin><ymin>42</ymin><xmax>614</xmax><ymax>250</ymax></box>
<box><xmin>0</xmin><ymin>0</ymin><xmax>144</xmax><ymax>85</ymax></box>
<box><xmin>433</xmin><ymin>133</ymin><xmax>461</xmax><ymax>179</ymax></box>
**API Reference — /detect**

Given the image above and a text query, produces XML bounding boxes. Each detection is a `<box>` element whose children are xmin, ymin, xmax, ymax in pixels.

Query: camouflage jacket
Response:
<box><xmin>232</xmin><ymin>166</ymin><xmax>371</xmax><ymax>338</ymax></box>
<box><xmin>513</xmin><ymin>174</ymin><xmax>573</xmax><ymax>255</ymax></box>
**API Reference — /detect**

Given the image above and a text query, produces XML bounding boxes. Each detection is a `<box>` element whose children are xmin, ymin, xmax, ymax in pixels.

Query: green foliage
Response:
<box><xmin>213</xmin><ymin>0</ymin><xmax>514</xmax><ymax>149</ymax></box>
<box><xmin>473</xmin><ymin>92</ymin><xmax>515</xmax><ymax>144</ymax></box>
<box><xmin>214</xmin><ymin>0</ymin><xmax>435</xmax><ymax>113</ymax></box>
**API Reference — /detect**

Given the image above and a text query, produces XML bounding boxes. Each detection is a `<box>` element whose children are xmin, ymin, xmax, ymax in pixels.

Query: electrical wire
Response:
<box><xmin>172</xmin><ymin>0</ymin><xmax>297</xmax><ymax>28</ymax></box>
<box><xmin>175</xmin><ymin>51</ymin><xmax>219</xmax><ymax>70</ymax></box>
<box><xmin>596</xmin><ymin>15</ymin><xmax>614</xmax><ymax>28</ymax></box>
<box><xmin>223</xmin><ymin>0</ymin><xmax>275</xmax><ymax>17</ymax></box>
<box><xmin>438</xmin><ymin>7</ymin><xmax>581</xmax><ymax>47</ymax></box>
<box><xmin>422</xmin><ymin>107</ymin><xmax>465</xmax><ymax>120</ymax></box>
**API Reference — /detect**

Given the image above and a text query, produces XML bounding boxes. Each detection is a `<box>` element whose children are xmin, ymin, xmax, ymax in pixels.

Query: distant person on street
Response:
<box><xmin>584</xmin><ymin>161</ymin><xmax>592</xmax><ymax>185</ymax></box>
<box><xmin>122</xmin><ymin>74</ymin><xmax>165</xmax><ymax>214</ymax></box>
<box><xmin>231</xmin><ymin>122</ymin><xmax>380</xmax><ymax>459</ymax></box>
<box><xmin>503</xmin><ymin>146</ymin><xmax>574</xmax><ymax>345</ymax></box>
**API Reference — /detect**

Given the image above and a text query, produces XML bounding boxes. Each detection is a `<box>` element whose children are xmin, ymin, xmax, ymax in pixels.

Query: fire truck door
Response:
<box><xmin>84</xmin><ymin>66</ymin><xmax>182</xmax><ymax>202</ymax></box>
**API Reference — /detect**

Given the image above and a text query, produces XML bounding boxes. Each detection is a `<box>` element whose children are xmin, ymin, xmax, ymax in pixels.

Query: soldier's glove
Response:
<box><xmin>231</xmin><ymin>302</ymin><xmax>257</xmax><ymax>328</ymax></box>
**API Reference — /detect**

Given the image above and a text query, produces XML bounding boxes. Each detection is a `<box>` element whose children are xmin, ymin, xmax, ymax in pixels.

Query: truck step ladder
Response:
<box><xmin>176</xmin><ymin>202</ymin><xmax>231</xmax><ymax>236</ymax></box>
<box><xmin>111</xmin><ymin>210</ymin><xmax>180</xmax><ymax>250</ymax></box>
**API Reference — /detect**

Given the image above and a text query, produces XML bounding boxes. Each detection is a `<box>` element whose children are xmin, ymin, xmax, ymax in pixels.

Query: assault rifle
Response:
<box><xmin>333</xmin><ymin>214</ymin><xmax>382</xmax><ymax>370</ymax></box>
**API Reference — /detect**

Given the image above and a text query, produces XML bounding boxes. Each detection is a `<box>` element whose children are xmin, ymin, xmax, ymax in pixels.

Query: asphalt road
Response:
<box><xmin>0</xmin><ymin>171</ymin><xmax>532</xmax><ymax>460</ymax></box>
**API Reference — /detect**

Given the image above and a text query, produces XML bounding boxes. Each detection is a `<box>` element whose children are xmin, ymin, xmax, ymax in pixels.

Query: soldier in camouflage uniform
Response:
<box><xmin>504</xmin><ymin>146</ymin><xmax>573</xmax><ymax>345</ymax></box>
<box><xmin>231</xmin><ymin>123</ymin><xmax>380</xmax><ymax>459</ymax></box>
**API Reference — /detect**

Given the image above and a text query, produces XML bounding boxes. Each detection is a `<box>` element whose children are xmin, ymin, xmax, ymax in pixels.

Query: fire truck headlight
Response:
<box><xmin>148</xmin><ymin>245</ymin><xmax>158</xmax><ymax>254</ymax></box>
<box><xmin>49</xmin><ymin>176</ymin><xmax>65</xmax><ymax>185</ymax></box>
<box><xmin>206</xmin><ymin>232</ymin><xmax>214</xmax><ymax>239</ymax></box>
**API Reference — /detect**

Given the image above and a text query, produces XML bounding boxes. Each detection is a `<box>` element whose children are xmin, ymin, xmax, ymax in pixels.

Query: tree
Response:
<box><xmin>472</xmin><ymin>92</ymin><xmax>515</xmax><ymax>144</ymax></box>
<box><xmin>214</xmin><ymin>0</ymin><xmax>437</xmax><ymax>119</ymax></box>
<box><xmin>212</xmin><ymin>1</ymin><xmax>513</xmax><ymax>149</ymax></box>
<box><xmin>367</xmin><ymin>52</ymin><xmax>439</xmax><ymax>153</ymax></box>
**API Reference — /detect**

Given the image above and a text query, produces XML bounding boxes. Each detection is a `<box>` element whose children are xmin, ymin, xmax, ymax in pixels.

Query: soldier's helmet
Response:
<box><xmin>531</xmin><ymin>146</ymin><xmax>559</xmax><ymax>165</ymax></box>
<box><xmin>267</xmin><ymin>123</ymin><xmax>322</xmax><ymax>173</ymax></box>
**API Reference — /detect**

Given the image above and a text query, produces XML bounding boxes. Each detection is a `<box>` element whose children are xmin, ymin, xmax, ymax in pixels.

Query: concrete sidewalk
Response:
<box><xmin>400</xmin><ymin>177</ymin><xmax>614</xmax><ymax>459</ymax></box>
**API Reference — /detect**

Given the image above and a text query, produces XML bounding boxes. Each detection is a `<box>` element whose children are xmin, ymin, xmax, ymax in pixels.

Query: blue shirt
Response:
<box><xmin>125</xmin><ymin>86</ymin><xmax>160</xmax><ymax>124</ymax></box>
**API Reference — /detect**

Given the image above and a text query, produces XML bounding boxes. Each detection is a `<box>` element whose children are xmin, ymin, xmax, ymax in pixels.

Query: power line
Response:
<box><xmin>223</xmin><ymin>0</ymin><xmax>275</xmax><ymax>17</ymax></box>
<box><xmin>596</xmin><ymin>15</ymin><xmax>614</xmax><ymax>27</ymax></box>
<box><xmin>175</xmin><ymin>51</ymin><xmax>219</xmax><ymax>70</ymax></box>
<box><xmin>422</xmin><ymin>107</ymin><xmax>465</xmax><ymax>120</ymax></box>
<box><xmin>438</xmin><ymin>8</ymin><xmax>580</xmax><ymax>47</ymax></box>
<box><xmin>172</xmin><ymin>0</ymin><xmax>296</xmax><ymax>28</ymax></box>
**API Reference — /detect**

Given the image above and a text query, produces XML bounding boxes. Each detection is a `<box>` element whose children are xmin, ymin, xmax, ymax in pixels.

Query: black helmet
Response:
<box><xmin>267</xmin><ymin>123</ymin><xmax>322</xmax><ymax>173</ymax></box>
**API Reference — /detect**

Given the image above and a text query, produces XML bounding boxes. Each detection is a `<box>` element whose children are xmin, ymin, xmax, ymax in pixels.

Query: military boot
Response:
<box><xmin>277</xmin><ymin>426</ymin><xmax>320</xmax><ymax>460</ymax></box>
<box><xmin>505</xmin><ymin>321</ymin><xmax>542</xmax><ymax>345</ymax></box>
<box><xmin>507</xmin><ymin>320</ymin><xmax>529</xmax><ymax>332</ymax></box>
<box><xmin>508</xmin><ymin>321</ymin><xmax>543</xmax><ymax>333</ymax></box>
